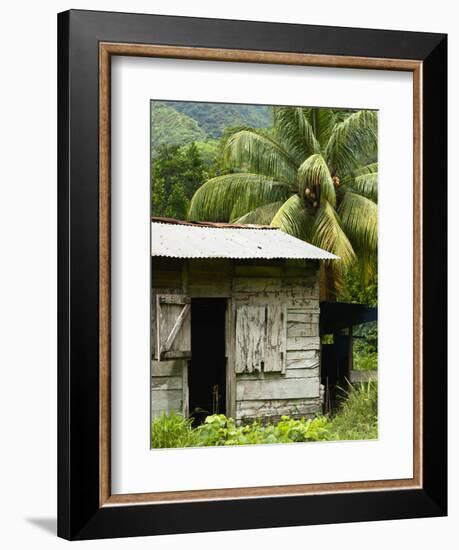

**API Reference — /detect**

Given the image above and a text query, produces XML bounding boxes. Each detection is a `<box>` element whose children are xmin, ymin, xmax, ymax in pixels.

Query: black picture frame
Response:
<box><xmin>58</xmin><ymin>9</ymin><xmax>447</xmax><ymax>540</ymax></box>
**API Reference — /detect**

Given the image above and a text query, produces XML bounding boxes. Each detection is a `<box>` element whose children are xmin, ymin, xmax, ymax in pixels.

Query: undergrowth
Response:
<box><xmin>151</xmin><ymin>382</ymin><xmax>378</xmax><ymax>448</ymax></box>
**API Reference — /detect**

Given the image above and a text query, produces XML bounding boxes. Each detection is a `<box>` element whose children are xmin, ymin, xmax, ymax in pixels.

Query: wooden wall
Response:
<box><xmin>151</xmin><ymin>257</ymin><xmax>322</xmax><ymax>423</ymax></box>
<box><xmin>151</xmin><ymin>359</ymin><xmax>187</xmax><ymax>419</ymax></box>
<box><xmin>232</xmin><ymin>260</ymin><xmax>321</xmax><ymax>423</ymax></box>
<box><xmin>151</xmin><ymin>258</ymin><xmax>188</xmax><ymax>419</ymax></box>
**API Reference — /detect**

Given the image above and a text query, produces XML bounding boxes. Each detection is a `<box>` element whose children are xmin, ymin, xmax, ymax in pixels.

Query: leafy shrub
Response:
<box><xmin>151</xmin><ymin>382</ymin><xmax>378</xmax><ymax>448</ymax></box>
<box><xmin>193</xmin><ymin>414</ymin><xmax>329</xmax><ymax>446</ymax></box>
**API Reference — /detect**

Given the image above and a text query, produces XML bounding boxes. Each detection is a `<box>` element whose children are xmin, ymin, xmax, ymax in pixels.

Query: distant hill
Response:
<box><xmin>151</xmin><ymin>103</ymin><xmax>207</xmax><ymax>149</ymax></box>
<box><xmin>162</xmin><ymin>101</ymin><xmax>272</xmax><ymax>138</ymax></box>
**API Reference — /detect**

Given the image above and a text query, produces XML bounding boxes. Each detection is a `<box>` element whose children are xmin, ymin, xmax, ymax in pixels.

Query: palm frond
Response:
<box><xmin>272</xmin><ymin>107</ymin><xmax>320</xmax><ymax>163</ymax></box>
<box><xmin>312</xmin><ymin>201</ymin><xmax>356</xmax><ymax>270</ymax></box>
<box><xmin>325</xmin><ymin>110</ymin><xmax>378</xmax><ymax>177</ymax></box>
<box><xmin>297</xmin><ymin>153</ymin><xmax>336</xmax><ymax>207</ymax></box>
<box><xmin>307</xmin><ymin>108</ymin><xmax>339</xmax><ymax>149</ymax></box>
<box><xmin>350</xmin><ymin>163</ymin><xmax>378</xmax><ymax>202</ymax></box>
<box><xmin>270</xmin><ymin>195</ymin><xmax>314</xmax><ymax>240</ymax></box>
<box><xmin>338</xmin><ymin>191</ymin><xmax>377</xmax><ymax>255</ymax></box>
<box><xmin>234</xmin><ymin>201</ymin><xmax>284</xmax><ymax>225</ymax></box>
<box><xmin>187</xmin><ymin>173</ymin><xmax>290</xmax><ymax>222</ymax></box>
<box><xmin>224</xmin><ymin>130</ymin><xmax>298</xmax><ymax>184</ymax></box>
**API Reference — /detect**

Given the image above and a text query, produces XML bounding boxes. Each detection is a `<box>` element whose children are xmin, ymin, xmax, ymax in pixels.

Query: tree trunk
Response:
<box><xmin>319</xmin><ymin>263</ymin><xmax>337</xmax><ymax>302</ymax></box>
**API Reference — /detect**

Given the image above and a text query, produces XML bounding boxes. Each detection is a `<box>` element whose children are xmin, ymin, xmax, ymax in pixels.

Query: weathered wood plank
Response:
<box><xmin>151</xmin><ymin>360</ymin><xmax>184</xmax><ymax>377</ymax></box>
<box><xmin>264</xmin><ymin>304</ymin><xmax>286</xmax><ymax>373</ymax></box>
<box><xmin>283</xmin><ymin>265</ymin><xmax>317</xmax><ymax>278</ymax></box>
<box><xmin>236</xmin><ymin>398</ymin><xmax>321</xmax><ymax>420</ymax></box>
<box><xmin>151</xmin><ymin>258</ymin><xmax>184</xmax><ymax>289</ymax></box>
<box><xmin>234</xmin><ymin>265</ymin><xmax>282</xmax><ymax>278</ymax></box>
<box><xmin>163</xmin><ymin>304</ymin><xmax>190</xmax><ymax>352</ymax></box>
<box><xmin>286</xmin><ymin>336</ymin><xmax>321</xmax><ymax>351</ymax></box>
<box><xmin>187</xmin><ymin>259</ymin><xmax>232</xmax><ymax>296</ymax></box>
<box><xmin>151</xmin><ymin>270</ymin><xmax>182</xmax><ymax>289</ymax></box>
<box><xmin>235</xmin><ymin>304</ymin><xmax>265</xmax><ymax>373</ymax></box>
<box><xmin>230</xmin><ymin>294</ymin><xmax>319</xmax><ymax>310</ymax></box>
<box><xmin>282</xmin><ymin>277</ymin><xmax>317</xmax><ymax>290</ymax></box>
<box><xmin>151</xmin><ymin>389</ymin><xmax>182</xmax><ymax>414</ymax></box>
<box><xmin>158</xmin><ymin>294</ymin><xmax>190</xmax><ymax>305</ymax></box>
<box><xmin>286</xmin><ymin>350</ymin><xmax>317</xmax><ymax>362</ymax></box>
<box><xmin>237</xmin><ymin>377</ymin><xmax>320</xmax><ymax>400</ymax></box>
<box><xmin>182</xmin><ymin>362</ymin><xmax>189</xmax><ymax>417</ymax></box>
<box><xmin>157</xmin><ymin>295</ymin><xmax>191</xmax><ymax>359</ymax></box>
<box><xmin>287</xmin><ymin>323</ymin><xmax>318</xmax><ymax>337</ymax></box>
<box><xmin>151</xmin><ymin>376</ymin><xmax>183</xmax><ymax>390</ymax></box>
<box><xmin>188</xmin><ymin>285</ymin><xmax>231</xmax><ymax>298</ymax></box>
<box><xmin>233</xmin><ymin>277</ymin><xmax>282</xmax><ymax>293</ymax></box>
<box><xmin>284</xmin><ymin>367</ymin><xmax>319</xmax><ymax>379</ymax></box>
<box><xmin>287</xmin><ymin>309</ymin><xmax>319</xmax><ymax>323</ymax></box>
<box><xmin>286</xmin><ymin>353</ymin><xmax>319</xmax><ymax>369</ymax></box>
<box><xmin>238</xmin><ymin>367</ymin><xmax>319</xmax><ymax>380</ymax></box>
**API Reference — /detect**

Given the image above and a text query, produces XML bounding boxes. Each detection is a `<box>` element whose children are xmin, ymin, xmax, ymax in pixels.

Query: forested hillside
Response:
<box><xmin>162</xmin><ymin>101</ymin><xmax>271</xmax><ymax>138</ymax></box>
<box><xmin>151</xmin><ymin>103</ymin><xmax>207</xmax><ymax>149</ymax></box>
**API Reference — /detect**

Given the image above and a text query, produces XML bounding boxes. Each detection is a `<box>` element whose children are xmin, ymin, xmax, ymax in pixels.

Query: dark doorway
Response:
<box><xmin>189</xmin><ymin>298</ymin><xmax>227</xmax><ymax>425</ymax></box>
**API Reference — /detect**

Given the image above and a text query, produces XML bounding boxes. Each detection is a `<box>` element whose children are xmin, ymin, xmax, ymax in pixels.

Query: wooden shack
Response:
<box><xmin>151</xmin><ymin>217</ymin><xmax>337</xmax><ymax>425</ymax></box>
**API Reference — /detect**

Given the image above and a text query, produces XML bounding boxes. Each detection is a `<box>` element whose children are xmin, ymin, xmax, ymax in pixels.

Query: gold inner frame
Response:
<box><xmin>99</xmin><ymin>42</ymin><xmax>423</xmax><ymax>507</ymax></box>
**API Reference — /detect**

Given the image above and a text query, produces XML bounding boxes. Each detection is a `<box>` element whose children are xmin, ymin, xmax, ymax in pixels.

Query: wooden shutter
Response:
<box><xmin>264</xmin><ymin>304</ymin><xmax>286</xmax><ymax>373</ymax></box>
<box><xmin>235</xmin><ymin>305</ymin><xmax>265</xmax><ymax>373</ymax></box>
<box><xmin>154</xmin><ymin>294</ymin><xmax>191</xmax><ymax>360</ymax></box>
<box><xmin>234</xmin><ymin>304</ymin><xmax>286</xmax><ymax>373</ymax></box>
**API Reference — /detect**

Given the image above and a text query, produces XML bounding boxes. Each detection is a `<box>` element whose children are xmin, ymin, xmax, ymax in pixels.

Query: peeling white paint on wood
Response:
<box><xmin>235</xmin><ymin>305</ymin><xmax>265</xmax><ymax>373</ymax></box>
<box><xmin>264</xmin><ymin>304</ymin><xmax>286</xmax><ymax>373</ymax></box>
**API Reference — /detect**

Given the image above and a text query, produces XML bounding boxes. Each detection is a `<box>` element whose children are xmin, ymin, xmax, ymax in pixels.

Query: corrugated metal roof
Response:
<box><xmin>151</xmin><ymin>220</ymin><xmax>338</xmax><ymax>260</ymax></box>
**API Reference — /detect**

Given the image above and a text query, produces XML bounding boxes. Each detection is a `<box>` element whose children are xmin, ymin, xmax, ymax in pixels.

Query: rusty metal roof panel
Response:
<box><xmin>151</xmin><ymin>220</ymin><xmax>338</xmax><ymax>260</ymax></box>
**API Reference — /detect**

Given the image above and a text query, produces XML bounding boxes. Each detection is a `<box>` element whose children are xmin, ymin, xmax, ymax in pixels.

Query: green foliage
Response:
<box><xmin>188</xmin><ymin>106</ymin><xmax>379</xmax><ymax>291</ymax></box>
<box><xmin>188</xmin><ymin>173</ymin><xmax>290</xmax><ymax>223</ymax></box>
<box><xmin>353</xmin><ymin>350</ymin><xmax>378</xmax><ymax>371</ymax></box>
<box><xmin>151</xmin><ymin>103</ymin><xmax>206</xmax><ymax>149</ymax></box>
<box><xmin>151</xmin><ymin>383</ymin><xmax>378</xmax><ymax>448</ymax></box>
<box><xmin>152</xmin><ymin>142</ymin><xmax>208</xmax><ymax>219</ymax></box>
<box><xmin>151</xmin><ymin>411</ymin><xmax>199</xmax><ymax>448</ymax></box>
<box><xmin>163</xmin><ymin>101</ymin><xmax>271</xmax><ymax>138</ymax></box>
<box><xmin>338</xmin><ymin>266</ymin><xmax>378</xmax><ymax>306</ymax></box>
<box><xmin>327</xmin><ymin>382</ymin><xmax>378</xmax><ymax>440</ymax></box>
<box><xmin>187</xmin><ymin>140</ymin><xmax>220</xmax><ymax>168</ymax></box>
<box><xmin>194</xmin><ymin>414</ymin><xmax>330</xmax><ymax>446</ymax></box>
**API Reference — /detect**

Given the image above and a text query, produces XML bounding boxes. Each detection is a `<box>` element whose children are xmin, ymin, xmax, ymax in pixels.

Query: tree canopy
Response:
<box><xmin>188</xmin><ymin>106</ymin><xmax>378</xmax><ymax>295</ymax></box>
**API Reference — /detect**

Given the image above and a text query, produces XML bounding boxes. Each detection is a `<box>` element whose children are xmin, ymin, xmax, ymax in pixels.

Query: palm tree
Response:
<box><xmin>188</xmin><ymin>107</ymin><xmax>378</xmax><ymax>299</ymax></box>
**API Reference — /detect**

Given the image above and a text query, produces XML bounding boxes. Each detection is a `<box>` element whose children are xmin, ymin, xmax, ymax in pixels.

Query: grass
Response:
<box><xmin>327</xmin><ymin>381</ymin><xmax>378</xmax><ymax>440</ymax></box>
<box><xmin>151</xmin><ymin>411</ymin><xmax>199</xmax><ymax>448</ymax></box>
<box><xmin>151</xmin><ymin>381</ymin><xmax>378</xmax><ymax>448</ymax></box>
<box><xmin>353</xmin><ymin>351</ymin><xmax>378</xmax><ymax>371</ymax></box>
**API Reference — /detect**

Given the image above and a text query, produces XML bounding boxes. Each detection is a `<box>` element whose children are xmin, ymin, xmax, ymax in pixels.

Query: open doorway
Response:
<box><xmin>189</xmin><ymin>298</ymin><xmax>227</xmax><ymax>425</ymax></box>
